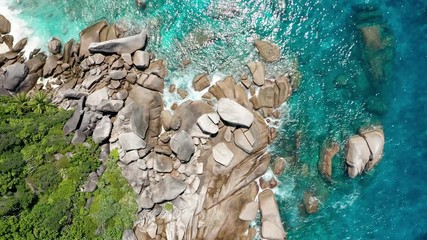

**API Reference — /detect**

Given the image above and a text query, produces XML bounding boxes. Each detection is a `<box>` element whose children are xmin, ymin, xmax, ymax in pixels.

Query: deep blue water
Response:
<box><xmin>2</xmin><ymin>0</ymin><xmax>426</xmax><ymax>239</ymax></box>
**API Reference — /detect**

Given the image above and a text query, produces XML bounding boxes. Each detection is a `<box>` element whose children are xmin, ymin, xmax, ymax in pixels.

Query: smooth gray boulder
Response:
<box><xmin>119</xmin><ymin>132</ymin><xmax>146</xmax><ymax>151</ymax></box>
<box><xmin>170</xmin><ymin>130</ymin><xmax>195</xmax><ymax>163</ymax></box>
<box><xmin>197</xmin><ymin>113</ymin><xmax>218</xmax><ymax>135</ymax></box>
<box><xmin>86</xmin><ymin>87</ymin><xmax>109</xmax><ymax>107</ymax></box>
<box><xmin>133</xmin><ymin>50</ymin><xmax>150</xmax><ymax>69</ymax></box>
<box><xmin>92</xmin><ymin>116</ymin><xmax>112</xmax><ymax>144</ymax></box>
<box><xmin>96</xmin><ymin>99</ymin><xmax>124</xmax><ymax>112</ymax></box>
<box><xmin>121</xmin><ymin>150</ymin><xmax>139</xmax><ymax>165</ymax></box>
<box><xmin>234</xmin><ymin>129</ymin><xmax>254</xmax><ymax>153</ymax></box>
<box><xmin>150</xmin><ymin>175</ymin><xmax>187</xmax><ymax>203</ymax></box>
<box><xmin>88</xmin><ymin>31</ymin><xmax>147</xmax><ymax>55</ymax></box>
<box><xmin>130</xmin><ymin>106</ymin><xmax>149</xmax><ymax>139</ymax></box>
<box><xmin>2</xmin><ymin>63</ymin><xmax>29</xmax><ymax>91</ymax></box>
<box><xmin>63</xmin><ymin>97</ymin><xmax>85</xmax><ymax>135</ymax></box>
<box><xmin>217</xmin><ymin>98</ymin><xmax>254</xmax><ymax>128</ymax></box>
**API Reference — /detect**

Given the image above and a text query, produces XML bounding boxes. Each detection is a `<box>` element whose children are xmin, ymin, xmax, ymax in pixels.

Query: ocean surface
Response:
<box><xmin>2</xmin><ymin>0</ymin><xmax>426</xmax><ymax>239</ymax></box>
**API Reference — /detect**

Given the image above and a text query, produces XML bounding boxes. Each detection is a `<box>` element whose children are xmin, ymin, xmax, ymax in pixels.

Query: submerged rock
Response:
<box><xmin>319</xmin><ymin>142</ymin><xmax>340</xmax><ymax>179</ymax></box>
<box><xmin>303</xmin><ymin>192</ymin><xmax>319</xmax><ymax>214</ymax></box>
<box><xmin>254</xmin><ymin>39</ymin><xmax>280</xmax><ymax>62</ymax></box>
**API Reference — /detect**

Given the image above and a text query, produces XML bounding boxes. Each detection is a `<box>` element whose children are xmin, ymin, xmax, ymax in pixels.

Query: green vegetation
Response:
<box><xmin>0</xmin><ymin>95</ymin><xmax>137</xmax><ymax>240</ymax></box>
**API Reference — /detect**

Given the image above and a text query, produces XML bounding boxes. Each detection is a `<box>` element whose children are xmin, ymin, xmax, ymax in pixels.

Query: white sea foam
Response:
<box><xmin>0</xmin><ymin>0</ymin><xmax>44</xmax><ymax>57</ymax></box>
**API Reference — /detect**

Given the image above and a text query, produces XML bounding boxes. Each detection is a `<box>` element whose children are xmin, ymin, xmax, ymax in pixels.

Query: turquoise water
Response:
<box><xmin>4</xmin><ymin>0</ymin><xmax>427</xmax><ymax>239</ymax></box>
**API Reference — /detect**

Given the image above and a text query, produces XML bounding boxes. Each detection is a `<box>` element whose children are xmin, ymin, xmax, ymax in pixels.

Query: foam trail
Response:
<box><xmin>0</xmin><ymin>0</ymin><xmax>44</xmax><ymax>57</ymax></box>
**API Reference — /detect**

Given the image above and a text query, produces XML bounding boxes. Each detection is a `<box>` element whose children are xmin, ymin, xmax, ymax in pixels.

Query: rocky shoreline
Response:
<box><xmin>0</xmin><ymin>12</ymin><xmax>385</xmax><ymax>240</ymax></box>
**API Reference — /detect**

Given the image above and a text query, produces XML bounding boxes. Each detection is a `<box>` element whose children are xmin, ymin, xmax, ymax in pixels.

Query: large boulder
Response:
<box><xmin>17</xmin><ymin>73</ymin><xmax>39</xmax><ymax>93</ymax></box>
<box><xmin>247</xmin><ymin>62</ymin><xmax>265</xmax><ymax>86</ymax></box>
<box><xmin>197</xmin><ymin>113</ymin><xmax>218</xmax><ymax>135</ymax></box>
<box><xmin>63</xmin><ymin>97</ymin><xmax>85</xmax><ymax>135</ymax></box>
<box><xmin>86</xmin><ymin>87</ymin><xmax>109</xmax><ymax>107</ymax></box>
<box><xmin>212</xmin><ymin>142</ymin><xmax>234</xmax><ymax>166</ymax></box>
<box><xmin>345</xmin><ymin>135</ymin><xmax>371</xmax><ymax>178</ymax></box>
<box><xmin>88</xmin><ymin>31</ymin><xmax>147</xmax><ymax>55</ymax></box>
<box><xmin>193</xmin><ymin>74</ymin><xmax>211</xmax><ymax>91</ymax></box>
<box><xmin>254</xmin><ymin>40</ymin><xmax>280</xmax><ymax>62</ymax></box>
<box><xmin>2</xmin><ymin>63</ymin><xmax>29</xmax><ymax>91</ymax></box>
<box><xmin>96</xmin><ymin>99</ymin><xmax>124</xmax><ymax>113</ymax></box>
<box><xmin>258</xmin><ymin>190</ymin><xmax>286</xmax><ymax>240</ymax></box>
<box><xmin>217</xmin><ymin>98</ymin><xmax>254</xmax><ymax>128</ymax></box>
<box><xmin>0</xmin><ymin>15</ymin><xmax>11</xmax><ymax>34</ymax></box>
<box><xmin>319</xmin><ymin>142</ymin><xmax>340</xmax><ymax>179</ymax></box>
<box><xmin>149</xmin><ymin>175</ymin><xmax>187</xmax><ymax>203</ymax></box>
<box><xmin>361</xmin><ymin>128</ymin><xmax>385</xmax><ymax>171</ymax></box>
<box><xmin>79</xmin><ymin>20</ymin><xmax>108</xmax><ymax>56</ymax></box>
<box><xmin>48</xmin><ymin>37</ymin><xmax>62</xmax><ymax>54</ymax></box>
<box><xmin>239</xmin><ymin>201</ymin><xmax>258</xmax><ymax>221</ymax></box>
<box><xmin>133</xmin><ymin>50</ymin><xmax>150</xmax><ymax>69</ymax></box>
<box><xmin>130</xmin><ymin>106</ymin><xmax>150</xmax><ymax>139</ymax></box>
<box><xmin>43</xmin><ymin>55</ymin><xmax>58</xmax><ymax>77</ymax></box>
<box><xmin>12</xmin><ymin>38</ymin><xmax>28</xmax><ymax>52</ymax></box>
<box><xmin>153</xmin><ymin>154</ymin><xmax>173</xmax><ymax>173</ymax></box>
<box><xmin>170</xmin><ymin>130</ymin><xmax>195</xmax><ymax>163</ymax></box>
<box><xmin>92</xmin><ymin>116</ymin><xmax>112</xmax><ymax>144</ymax></box>
<box><xmin>119</xmin><ymin>132</ymin><xmax>147</xmax><ymax>151</ymax></box>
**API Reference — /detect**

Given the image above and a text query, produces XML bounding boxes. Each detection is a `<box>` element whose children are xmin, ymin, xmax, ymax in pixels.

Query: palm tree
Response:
<box><xmin>12</xmin><ymin>93</ymin><xmax>31</xmax><ymax>115</ymax></box>
<box><xmin>28</xmin><ymin>92</ymin><xmax>55</xmax><ymax>114</ymax></box>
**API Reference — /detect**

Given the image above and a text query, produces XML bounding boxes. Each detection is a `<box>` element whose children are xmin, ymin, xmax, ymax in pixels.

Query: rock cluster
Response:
<box><xmin>345</xmin><ymin>127</ymin><xmax>385</xmax><ymax>178</ymax></box>
<box><xmin>0</xmin><ymin>15</ymin><xmax>45</xmax><ymax>96</ymax></box>
<box><xmin>2</xmin><ymin>16</ymin><xmax>296</xmax><ymax>240</ymax></box>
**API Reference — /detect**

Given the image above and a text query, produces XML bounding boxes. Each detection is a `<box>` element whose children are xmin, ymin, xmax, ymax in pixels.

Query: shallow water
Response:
<box><xmin>2</xmin><ymin>0</ymin><xmax>426</xmax><ymax>239</ymax></box>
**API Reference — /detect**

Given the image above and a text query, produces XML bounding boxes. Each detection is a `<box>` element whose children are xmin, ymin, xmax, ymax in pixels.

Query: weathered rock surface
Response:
<box><xmin>258</xmin><ymin>189</ymin><xmax>286</xmax><ymax>240</ymax></box>
<box><xmin>63</xmin><ymin>97</ymin><xmax>85</xmax><ymax>135</ymax></box>
<box><xmin>109</xmin><ymin>69</ymin><xmax>127</xmax><ymax>80</ymax></box>
<box><xmin>153</xmin><ymin>154</ymin><xmax>174</xmax><ymax>173</ymax></box>
<box><xmin>0</xmin><ymin>15</ymin><xmax>11</xmax><ymax>34</ymax></box>
<box><xmin>130</xmin><ymin>106</ymin><xmax>150</xmax><ymax>139</ymax></box>
<box><xmin>2</xmin><ymin>63</ymin><xmax>29</xmax><ymax>91</ymax></box>
<box><xmin>345</xmin><ymin>135</ymin><xmax>371</xmax><ymax>178</ymax></box>
<box><xmin>319</xmin><ymin>142</ymin><xmax>339</xmax><ymax>179</ymax></box>
<box><xmin>193</xmin><ymin>74</ymin><xmax>211</xmax><ymax>91</ymax></box>
<box><xmin>133</xmin><ymin>50</ymin><xmax>150</xmax><ymax>69</ymax></box>
<box><xmin>86</xmin><ymin>87</ymin><xmax>109</xmax><ymax>107</ymax></box>
<box><xmin>217</xmin><ymin>98</ymin><xmax>254</xmax><ymax>128</ymax></box>
<box><xmin>254</xmin><ymin>39</ymin><xmax>281</xmax><ymax>62</ymax></box>
<box><xmin>247</xmin><ymin>62</ymin><xmax>265</xmax><ymax>86</ymax></box>
<box><xmin>92</xmin><ymin>116</ymin><xmax>112</xmax><ymax>144</ymax></box>
<box><xmin>197</xmin><ymin>113</ymin><xmax>218</xmax><ymax>135</ymax></box>
<box><xmin>239</xmin><ymin>201</ymin><xmax>258</xmax><ymax>221</ymax></box>
<box><xmin>96</xmin><ymin>99</ymin><xmax>124</xmax><ymax>112</ymax></box>
<box><xmin>170</xmin><ymin>130</ymin><xmax>195</xmax><ymax>163</ymax></box>
<box><xmin>150</xmin><ymin>175</ymin><xmax>187</xmax><ymax>203</ymax></box>
<box><xmin>122</xmin><ymin>229</ymin><xmax>137</xmax><ymax>240</ymax></box>
<box><xmin>212</xmin><ymin>142</ymin><xmax>234</xmax><ymax>166</ymax></box>
<box><xmin>79</xmin><ymin>20</ymin><xmax>108</xmax><ymax>56</ymax></box>
<box><xmin>88</xmin><ymin>31</ymin><xmax>147</xmax><ymax>55</ymax></box>
<box><xmin>361</xmin><ymin>128</ymin><xmax>385</xmax><ymax>171</ymax></box>
<box><xmin>48</xmin><ymin>37</ymin><xmax>62</xmax><ymax>54</ymax></box>
<box><xmin>119</xmin><ymin>132</ymin><xmax>146</xmax><ymax>151</ymax></box>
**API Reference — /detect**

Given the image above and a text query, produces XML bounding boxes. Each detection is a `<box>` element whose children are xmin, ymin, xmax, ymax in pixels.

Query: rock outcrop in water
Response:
<box><xmin>345</xmin><ymin>127</ymin><xmax>384</xmax><ymax>178</ymax></box>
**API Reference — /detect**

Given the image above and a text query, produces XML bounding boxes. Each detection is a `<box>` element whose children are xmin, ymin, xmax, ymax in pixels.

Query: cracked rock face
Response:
<box><xmin>345</xmin><ymin>128</ymin><xmax>384</xmax><ymax>178</ymax></box>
